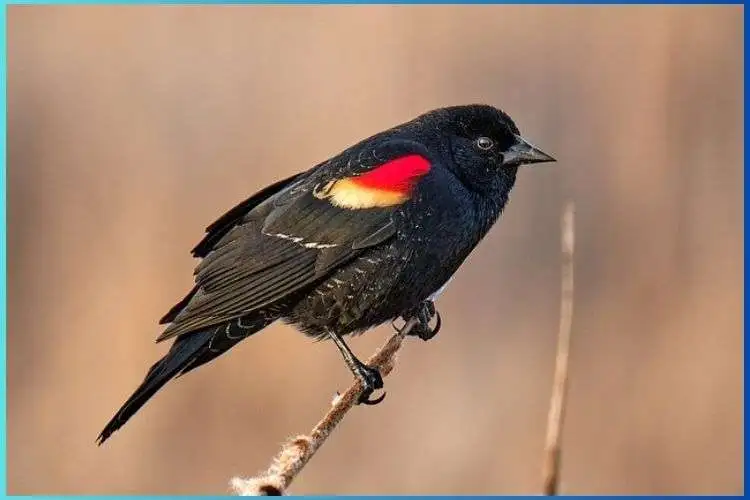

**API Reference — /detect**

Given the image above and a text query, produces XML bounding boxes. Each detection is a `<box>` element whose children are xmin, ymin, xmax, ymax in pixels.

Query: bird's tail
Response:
<box><xmin>97</xmin><ymin>315</ymin><xmax>275</xmax><ymax>445</ymax></box>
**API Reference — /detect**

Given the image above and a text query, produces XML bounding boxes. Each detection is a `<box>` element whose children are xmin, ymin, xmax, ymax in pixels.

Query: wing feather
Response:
<box><xmin>157</xmin><ymin>139</ymin><xmax>434</xmax><ymax>342</ymax></box>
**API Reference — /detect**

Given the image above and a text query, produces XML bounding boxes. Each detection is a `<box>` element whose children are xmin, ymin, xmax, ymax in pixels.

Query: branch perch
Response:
<box><xmin>542</xmin><ymin>201</ymin><xmax>576</xmax><ymax>495</ymax></box>
<box><xmin>231</xmin><ymin>317</ymin><xmax>421</xmax><ymax>495</ymax></box>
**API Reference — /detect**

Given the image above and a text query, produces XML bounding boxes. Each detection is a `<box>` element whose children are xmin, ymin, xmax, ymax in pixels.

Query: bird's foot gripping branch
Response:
<box><xmin>397</xmin><ymin>300</ymin><xmax>442</xmax><ymax>341</ymax></box>
<box><xmin>230</xmin><ymin>317</ymin><xmax>421</xmax><ymax>496</ymax></box>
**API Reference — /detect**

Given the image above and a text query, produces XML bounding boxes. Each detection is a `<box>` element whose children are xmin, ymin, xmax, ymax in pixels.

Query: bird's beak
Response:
<box><xmin>502</xmin><ymin>134</ymin><xmax>556</xmax><ymax>167</ymax></box>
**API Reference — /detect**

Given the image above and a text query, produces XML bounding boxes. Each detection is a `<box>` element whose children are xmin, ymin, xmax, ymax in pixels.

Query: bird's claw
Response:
<box><xmin>353</xmin><ymin>362</ymin><xmax>386</xmax><ymax>405</ymax></box>
<box><xmin>360</xmin><ymin>391</ymin><xmax>386</xmax><ymax>406</ymax></box>
<box><xmin>394</xmin><ymin>301</ymin><xmax>442</xmax><ymax>341</ymax></box>
<box><xmin>417</xmin><ymin>310</ymin><xmax>441</xmax><ymax>341</ymax></box>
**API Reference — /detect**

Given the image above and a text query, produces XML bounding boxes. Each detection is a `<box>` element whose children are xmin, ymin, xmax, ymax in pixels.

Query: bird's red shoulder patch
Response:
<box><xmin>314</xmin><ymin>155</ymin><xmax>431</xmax><ymax>209</ymax></box>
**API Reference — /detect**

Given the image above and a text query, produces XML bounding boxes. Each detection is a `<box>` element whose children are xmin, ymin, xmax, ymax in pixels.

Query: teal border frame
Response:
<box><xmin>2</xmin><ymin>2</ymin><xmax>7</xmax><ymax>495</ymax></box>
<box><xmin>0</xmin><ymin>2</ymin><xmax>744</xmax><ymax>497</ymax></box>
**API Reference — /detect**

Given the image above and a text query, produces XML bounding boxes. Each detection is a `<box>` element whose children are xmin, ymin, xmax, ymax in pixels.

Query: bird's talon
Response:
<box><xmin>400</xmin><ymin>301</ymin><xmax>441</xmax><ymax>341</ymax></box>
<box><xmin>418</xmin><ymin>310</ymin><xmax>441</xmax><ymax>341</ymax></box>
<box><xmin>359</xmin><ymin>391</ymin><xmax>387</xmax><ymax>405</ymax></box>
<box><xmin>353</xmin><ymin>363</ymin><xmax>385</xmax><ymax>406</ymax></box>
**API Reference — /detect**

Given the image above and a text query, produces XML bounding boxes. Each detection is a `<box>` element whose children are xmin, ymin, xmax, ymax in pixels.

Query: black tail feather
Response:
<box><xmin>97</xmin><ymin>314</ymin><xmax>278</xmax><ymax>445</ymax></box>
<box><xmin>96</xmin><ymin>331</ymin><xmax>212</xmax><ymax>445</ymax></box>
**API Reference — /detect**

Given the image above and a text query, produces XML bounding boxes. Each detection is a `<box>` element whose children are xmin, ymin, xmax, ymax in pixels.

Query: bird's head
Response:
<box><xmin>417</xmin><ymin>104</ymin><xmax>556</xmax><ymax>198</ymax></box>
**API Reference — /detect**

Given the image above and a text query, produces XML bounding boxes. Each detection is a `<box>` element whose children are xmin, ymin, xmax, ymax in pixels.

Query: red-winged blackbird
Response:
<box><xmin>97</xmin><ymin>104</ymin><xmax>555</xmax><ymax>445</ymax></box>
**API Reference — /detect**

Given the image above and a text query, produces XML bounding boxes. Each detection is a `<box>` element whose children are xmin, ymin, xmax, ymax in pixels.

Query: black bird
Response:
<box><xmin>97</xmin><ymin>104</ymin><xmax>555</xmax><ymax>445</ymax></box>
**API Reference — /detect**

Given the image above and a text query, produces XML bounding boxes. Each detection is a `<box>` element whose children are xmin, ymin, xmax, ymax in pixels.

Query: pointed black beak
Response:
<box><xmin>502</xmin><ymin>134</ymin><xmax>556</xmax><ymax>166</ymax></box>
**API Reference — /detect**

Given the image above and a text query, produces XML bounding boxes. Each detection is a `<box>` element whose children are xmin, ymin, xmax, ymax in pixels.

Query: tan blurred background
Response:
<box><xmin>7</xmin><ymin>5</ymin><xmax>743</xmax><ymax>495</ymax></box>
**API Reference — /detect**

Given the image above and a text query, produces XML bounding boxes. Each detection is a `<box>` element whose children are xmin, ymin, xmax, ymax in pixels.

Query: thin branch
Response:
<box><xmin>542</xmin><ymin>201</ymin><xmax>576</xmax><ymax>496</ymax></box>
<box><xmin>230</xmin><ymin>317</ymin><xmax>421</xmax><ymax>496</ymax></box>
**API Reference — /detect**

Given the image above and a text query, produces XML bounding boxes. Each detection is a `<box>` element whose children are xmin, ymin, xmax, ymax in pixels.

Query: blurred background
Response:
<box><xmin>8</xmin><ymin>5</ymin><xmax>743</xmax><ymax>495</ymax></box>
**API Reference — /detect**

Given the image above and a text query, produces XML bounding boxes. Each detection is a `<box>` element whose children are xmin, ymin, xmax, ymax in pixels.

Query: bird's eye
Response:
<box><xmin>475</xmin><ymin>136</ymin><xmax>495</xmax><ymax>151</ymax></box>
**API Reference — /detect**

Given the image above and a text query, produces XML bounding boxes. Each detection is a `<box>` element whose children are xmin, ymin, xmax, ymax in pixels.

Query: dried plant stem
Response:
<box><xmin>542</xmin><ymin>201</ymin><xmax>576</xmax><ymax>496</ymax></box>
<box><xmin>230</xmin><ymin>317</ymin><xmax>420</xmax><ymax>496</ymax></box>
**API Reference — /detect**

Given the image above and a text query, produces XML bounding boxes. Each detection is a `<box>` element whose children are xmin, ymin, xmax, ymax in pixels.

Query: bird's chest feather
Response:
<box><xmin>314</xmin><ymin>233</ymin><xmax>466</xmax><ymax>334</ymax></box>
<box><xmin>289</xmin><ymin>167</ymin><xmax>501</xmax><ymax>336</ymax></box>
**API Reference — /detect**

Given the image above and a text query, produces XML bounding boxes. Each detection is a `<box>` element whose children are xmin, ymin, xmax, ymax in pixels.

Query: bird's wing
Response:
<box><xmin>157</xmin><ymin>139</ymin><xmax>435</xmax><ymax>341</ymax></box>
<box><xmin>159</xmin><ymin>171</ymin><xmax>308</xmax><ymax>325</ymax></box>
<box><xmin>190</xmin><ymin>171</ymin><xmax>307</xmax><ymax>259</ymax></box>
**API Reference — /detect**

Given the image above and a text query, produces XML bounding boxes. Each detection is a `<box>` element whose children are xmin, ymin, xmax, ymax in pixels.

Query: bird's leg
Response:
<box><xmin>327</xmin><ymin>330</ymin><xmax>385</xmax><ymax>406</ymax></box>
<box><xmin>394</xmin><ymin>300</ymin><xmax>442</xmax><ymax>341</ymax></box>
